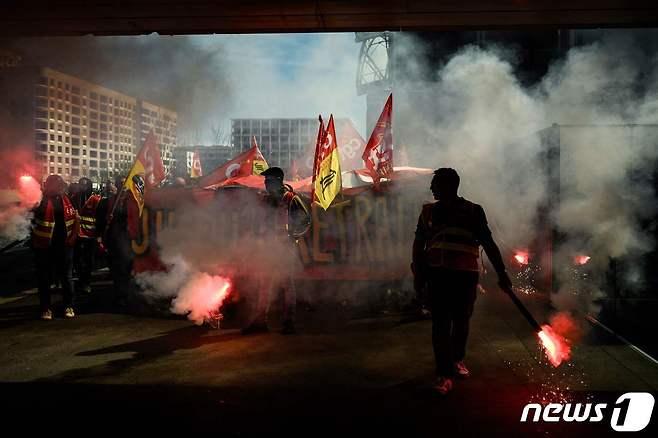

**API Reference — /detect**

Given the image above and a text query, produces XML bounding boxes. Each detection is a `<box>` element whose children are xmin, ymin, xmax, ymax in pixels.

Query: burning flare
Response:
<box><xmin>537</xmin><ymin>324</ymin><xmax>571</xmax><ymax>367</ymax></box>
<box><xmin>514</xmin><ymin>251</ymin><xmax>529</xmax><ymax>265</ymax></box>
<box><xmin>574</xmin><ymin>254</ymin><xmax>591</xmax><ymax>265</ymax></box>
<box><xmin>171</xmin><ymin>273</ymin><xmax>232</xmax><ymax>325</ymax></box>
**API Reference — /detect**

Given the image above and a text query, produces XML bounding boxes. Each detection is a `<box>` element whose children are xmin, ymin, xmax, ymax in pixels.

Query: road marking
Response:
<box><xmin>586</xmin><ymin>314</ymin><xmax>658</xmax><ymax>366</ymax></box>
<box><xmin>0</xmin><ymin>288</ymin><xmax>37</xmax><ymax>306</ymax></box>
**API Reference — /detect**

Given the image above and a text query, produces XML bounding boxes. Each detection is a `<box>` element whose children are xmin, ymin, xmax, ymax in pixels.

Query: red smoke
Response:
<box><xmin>537</xmin><ymin>312</ymin><xmax>581</xmax><ymax>367</ymax></box>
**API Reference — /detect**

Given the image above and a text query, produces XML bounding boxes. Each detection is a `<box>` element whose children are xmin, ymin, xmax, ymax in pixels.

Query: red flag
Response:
<box><xmin>362</xmin><ymin>93</ymin><xmax>393</xmax><ymax>184</ymax></box>
<box><xmin>313</xmin><ymin>115</ymin><xmax>341</xmax><ymax>210</ymax></box>
<box><xmin>337</xmin><ymin>119</ymin><xmax>367</xmax><ymax>172</ymax></box>
<box><xmin>124</xmin><ymin>129</ymin><xmax>165</xmax><ymax>215</ymax></box>
<box><xmin>197</xmin><ymin>144</ymin><xmax>269</xmax><ymax>189</ymax></box>
<box><xmin>311</xmin><ymin>115</ymin><xmax>326</xmax><ymax>203</ymax></box>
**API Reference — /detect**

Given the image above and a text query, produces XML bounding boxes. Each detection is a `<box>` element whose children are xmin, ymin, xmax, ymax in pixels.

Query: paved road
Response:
<box><xmin>0</xmin><ymin>273</ymin><xmax>656</xmax><ymax>436</ymax></box>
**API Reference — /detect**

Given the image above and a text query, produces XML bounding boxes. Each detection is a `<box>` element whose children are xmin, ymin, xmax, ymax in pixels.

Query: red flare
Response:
<box><xmin>574</xmin><ymin>255</ymin><xmax>590</xmax><ymax>265</ymax></box>
<box><xmin>537</xmin><ymin>325</ymin><xmax>571</xmax><ymax>367</ymax></box>
<box><xmin>514</xmin><ymin>251</ymin><xmax>529</xmax><ymax>265</ymax></box>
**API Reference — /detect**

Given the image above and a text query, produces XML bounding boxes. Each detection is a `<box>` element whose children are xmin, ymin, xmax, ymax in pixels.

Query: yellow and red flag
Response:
<box><xmin>124</xmin><ymin>129</ymin><xmax>165</xmax><ymax>215</ymax></box>
<box><xmin>190</xmin><ymin>149</ymin><xmax>203</xmax><ymax>178</ymax></box>
<box><xmin>313</xmin><ymin>115</ymin><xmax>341</xmax><ymax>210</ymax></box>
<box><xmin>362</xmin><ymin>93</ymin><xmax>393</xmax><ymax>184</ymax></box>
<box><xmin>197</xmin><ymin>144</ymin><xmax>269</xmax><ymax>188</ymax></box>
<box><xmin>311</xmin><ymin>115</ymin><xmax>326</xmax><ymax>204</ymax></box>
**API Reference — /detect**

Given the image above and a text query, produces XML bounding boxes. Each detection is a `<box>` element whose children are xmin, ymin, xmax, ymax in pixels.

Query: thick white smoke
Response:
<box><xmin>0</xmin><ymin>150</ymin><xmax>42</xmax><ymax>246</ymax></box>
<box><xmin>394</xmin><ymin>32</ymin><xmax>658</xmax><ymax>315</ymax></box>
<box><xmin>136</xmin><ymin>189</ymin><xmax>295</xmax><ymax>324</ymax></box>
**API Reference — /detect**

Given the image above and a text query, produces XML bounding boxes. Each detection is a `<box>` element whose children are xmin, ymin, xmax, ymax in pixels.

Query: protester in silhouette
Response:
<box><xmin>31</xmin><ymin>174</ymin><xmax>79</xmax><ymax>320</ymax></box>
<box><xmin>241</xmin><ymin>167</ymin><xmax>310</xmax><ymax>335</ymax></box>
<box><xmin>412</xmin><ymin>168</ymin><xmax>512</xmax><ymax>394</ymax></box>
<box><xmin>103</xmin><ymin>175</ymin><xmax>139</xmax><ymax>308</ymax></box>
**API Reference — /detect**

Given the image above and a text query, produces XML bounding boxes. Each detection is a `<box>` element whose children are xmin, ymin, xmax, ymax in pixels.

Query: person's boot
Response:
<box><xmin>40</xmin><ymin>309</ymin><xmax>53</xmax><ymax>321</ymax></box>
<box><xmin>281</xmin><ymin>318</ymin><xmax>296</xmax><ymax>335</ymax></box>
<box><xmin>433</xmin><ymin>376</ymin><xmax>453</xmax><ymax>395</ymax></box>
<box><xmin>64</xmin><ymin>307</ymin><xmax>75</xmax><ymax>319</ymax></box>
<box><xmin>454</xmin><ymin>361</ymin><xmax>470</xmax><ymax>379</ymax></box>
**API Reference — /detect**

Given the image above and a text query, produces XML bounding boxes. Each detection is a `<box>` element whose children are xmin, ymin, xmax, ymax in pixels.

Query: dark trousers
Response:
<box><xmin>427</xmin><ymin>267</ymin><xmax>478</xmax><ymax>376</ymax></box>
<box><xmin>74</xmin><ymin>238</ymin><xmax>96</xmax><ymax>290</ymax></box>
<box><xmin>34</xmin><ymin>245</ymin><xmax>75</xmax><ymax>311</ymax></box>
<box><xmin>106</xmin><ymin>238</ymin><xmax>133</xmax><ymax>302</ymax></box>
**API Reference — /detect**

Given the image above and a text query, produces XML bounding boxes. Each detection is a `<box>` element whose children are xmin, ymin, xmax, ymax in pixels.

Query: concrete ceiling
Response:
<box><xmin>3</xmin><ymin>0</ymin><xmax>658</xmax><ymax>37</ymax></box>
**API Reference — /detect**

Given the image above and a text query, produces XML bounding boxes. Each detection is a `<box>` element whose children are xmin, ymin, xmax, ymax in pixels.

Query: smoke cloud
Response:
<box><xmin>0</xmin><ymin>33</ymin><xmax>365</xmax><ymax>145</ymax></box>
<box><xmin>393</xmin><ymin>31</ymin><xmax>658</xmax><ymax>316</ymax></box>
<box><xmin>0</xmin><ymin>150</ymin><xmax>42</xmax><ymax>246</ymax></box>
<box><xmin>136</xmin><ymin>188</ymin><xmax>297</xmax><ymax>323</ymax></box>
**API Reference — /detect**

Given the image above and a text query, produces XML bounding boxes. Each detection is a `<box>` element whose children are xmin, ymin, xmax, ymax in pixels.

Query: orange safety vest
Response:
<box><xmin>420</xmin><ymin>199</ymin><xmax>480</xmax><ymax>272</ymax></box>
<box><xmin>78</xmin><ymin>194</ymin><xmax>101</xmax><ymax>239</ymax></box>
<box><xmin>31</xmin><ymin>195</ymin><xmax>78</xmax><ymax>248</ymax></box>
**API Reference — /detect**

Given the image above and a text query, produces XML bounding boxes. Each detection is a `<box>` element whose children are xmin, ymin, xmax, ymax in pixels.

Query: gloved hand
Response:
<box><xmin>497</xmin><ymin>271</ymin><xmax>513</xmax><ymax>292</ymax></box>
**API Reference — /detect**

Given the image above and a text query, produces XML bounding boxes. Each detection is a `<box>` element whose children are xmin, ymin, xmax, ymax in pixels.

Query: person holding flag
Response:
<box><xmin>362</xmin><ymin>93</ymin><xmax>393</xmax><ymax>185</ymax></box>
<box><xmin>105</xmin><ymin>130</ymin><xmax>165</xmax><ymax>308</ymax></box>
<box><xmin>312</xmin><ymin>115</ymin><xmax>342</xmax><ymax>210</ymax></box>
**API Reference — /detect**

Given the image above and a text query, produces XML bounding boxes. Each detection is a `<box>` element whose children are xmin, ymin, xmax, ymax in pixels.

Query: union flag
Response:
<box><xmin>124</xmin><ymin>130</ymin><xmax>165</xmax><ymax>215</ymax></box>
<box><xmin>362</xmin><ymin>93</ymin><xmax>393</xmax><ymax>184</ymax></box>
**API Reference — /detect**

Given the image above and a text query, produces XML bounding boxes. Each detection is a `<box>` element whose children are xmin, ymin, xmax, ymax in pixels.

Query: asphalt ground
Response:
<box><xmin>0</xmin><ymin>270</ymin><xmax>656</xmax><ymax>437</ymax></box>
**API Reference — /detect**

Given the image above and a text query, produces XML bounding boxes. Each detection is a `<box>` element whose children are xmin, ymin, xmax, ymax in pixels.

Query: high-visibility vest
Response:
<box><xmin>31</xmin><ymin>195</ymin><xmax>78</xmax><ymax>248</ymax></box>
<box><xmin>420</xmin><ymin>199</ymin><xmax>480</xmax><ymax>272</ymax></box>
<box><xmin>78</xmin><ymin>194</ymin><xmax>101</xmax><ymax>239</ymax></box>
<box><xmin>264</xmin><ymin>186</ymin><xmax>309</xmax><ymax>240</ymax></box>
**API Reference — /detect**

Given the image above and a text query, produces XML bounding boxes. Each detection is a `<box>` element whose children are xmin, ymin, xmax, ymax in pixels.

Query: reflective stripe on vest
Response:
<box><xmin>78</xmin><ymin>194</ymin><xmax>101</xmax><ymax>238</ymax></box>
<box><xmin>421</xmin><ymin>201</ymin><xmax>480</xmax><ymax>271</ymax></box>
<box><xmin>31</xmin><ymin>195</ymin><xmax>77</xmax><ymax>248</ymax></box>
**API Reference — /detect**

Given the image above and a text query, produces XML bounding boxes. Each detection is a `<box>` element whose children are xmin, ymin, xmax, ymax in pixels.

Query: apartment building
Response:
<box><xmin>0</xmin><ymin>66</ymin><xmax>177</xmax><ymax>182</ymax></box>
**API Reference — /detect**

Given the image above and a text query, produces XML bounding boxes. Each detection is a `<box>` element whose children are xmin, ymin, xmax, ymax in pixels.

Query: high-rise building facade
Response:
<box><xmin>0</xmin><ymin>66</ymin><xmax>177</xmax><ymax>183</ymax></box>
<box><xmin>230</xmin><ymin>118</ymin><xmax>318</xmax><ymax>170</ymax></box>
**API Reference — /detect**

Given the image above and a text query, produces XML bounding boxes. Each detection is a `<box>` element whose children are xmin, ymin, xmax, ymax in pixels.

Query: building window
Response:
<box><xmin>90</xmin><ymin>160</ymin><xmax>98</xmax><ymax>167</ymax></box>
<box><xmin>71</xmin><ymin>168</ymin><xmax>79</xmax><ymax>176</ymax></box>
<box><xmin>72</xmin><ymin>138</ymin><xmax>80</xmax><ymax>146</ymax></box>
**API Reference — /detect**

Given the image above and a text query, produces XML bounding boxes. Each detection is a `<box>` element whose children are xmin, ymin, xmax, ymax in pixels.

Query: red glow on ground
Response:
<box><xmin>514</xmin><ymin>251</ymin><xmax>529</xmax><ymax>265</ymax></box>
<box><xmin>537</xmin><ymin>325</ymin><xmax>571</xmax><ymax>367</ymax></box>
<box><xmin>574</xmin><ymin>255</ymin><xmax>591</xmax><ymax>265</ymax></box>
